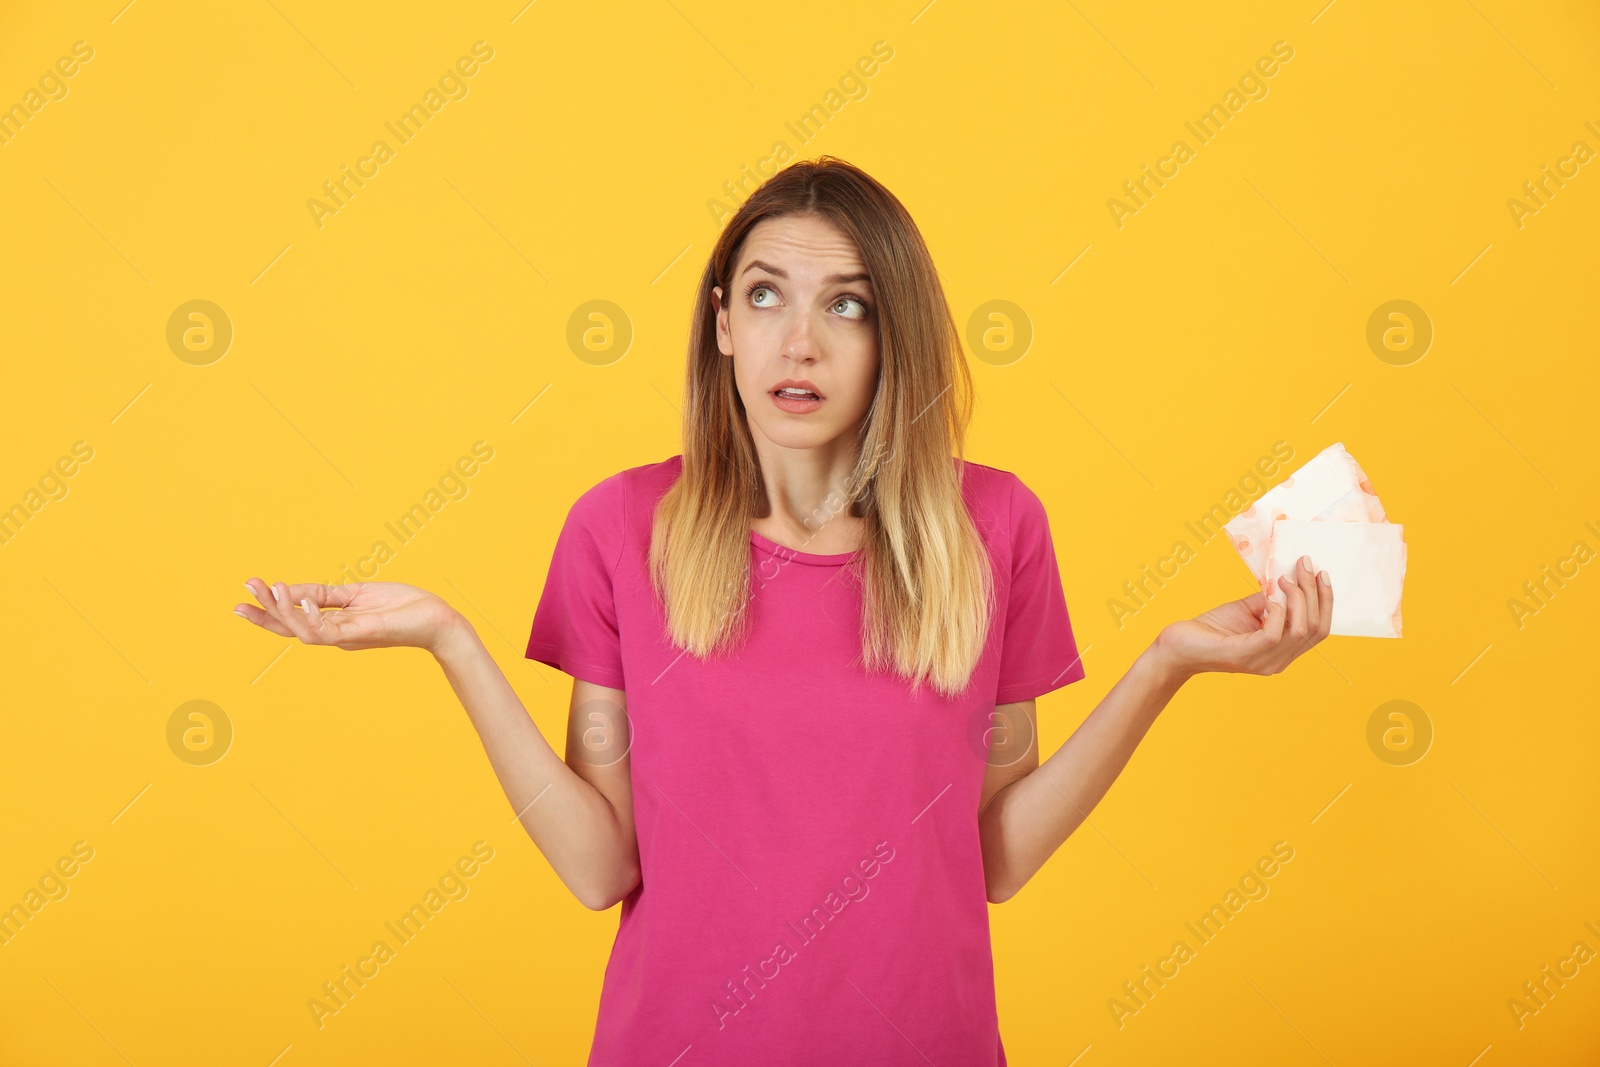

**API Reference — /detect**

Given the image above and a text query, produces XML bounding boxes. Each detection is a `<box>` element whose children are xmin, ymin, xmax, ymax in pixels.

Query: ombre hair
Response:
<box><xmin>647</xmin><ymin>156</ymin><xmax>993</xmax><ymax>699</ymax></box>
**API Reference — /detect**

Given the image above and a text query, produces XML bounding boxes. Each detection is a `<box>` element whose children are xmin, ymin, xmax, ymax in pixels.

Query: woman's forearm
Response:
<box><xmin>981</xmin><ymin>638</ymin><xmax>1192</xmax><ymax>903</ymax></box>
<box><xmin>431</xmin><ymin>616</ymin><xmax>638</xmax><ymax>910</ymax></box>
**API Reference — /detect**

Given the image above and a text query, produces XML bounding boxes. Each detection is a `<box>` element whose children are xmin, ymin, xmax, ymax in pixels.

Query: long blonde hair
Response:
<box><xmin>648</xmin><ymin>156</ymin><xmax>994</xmax><ymax>699</ymax></box>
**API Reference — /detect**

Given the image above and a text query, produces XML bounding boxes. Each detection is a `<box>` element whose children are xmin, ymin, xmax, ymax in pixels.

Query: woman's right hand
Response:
<box><xmin>235</xmin><ymin>579</ymin><xmax>464</xmax><ymax>654</ymax></box>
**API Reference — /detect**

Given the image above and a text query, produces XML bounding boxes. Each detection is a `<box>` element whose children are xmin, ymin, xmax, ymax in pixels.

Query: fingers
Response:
<box><xmin>1293</xmin><ymin>555</ymin><xmax>1322</xmax><ymax>633</ymax></box>
<box><xmin>1277</xmin><ymin>564</ymin><xmax>1310</xmax><ymax>642</ymax></box>
<box><xmin>284</xmin><ymin>583</ymin><xmax>358</xmax><ymax>609</ymax></box>
<box><xmin>1283</xmin><ymin>555</ymin><xmax>1331</xmax><ymax>644</ymax></box>
<box><xmin>1227</xmin><ymin>561</ymin><xmax>1330</xmax><ymax>676</ymax></box>
<box><xmin>234</xmin><ymin>600</ymin><xmax>295</xmax><ymax>637</ymax></box>
<box><xmin>241</xmin><ymin>578</ymin><xmax>289</xmax><ymax>630</ymax></box>
<box><xmin>1315</xmin><ymin>566</ymin><xmax>1334</xmax><ymax>639</ymax></box>
<box><xmin>1259</xmin><ymin>587</ymin><xmax>1286</xmax><ymax>643</ymax></box>
<box><xmin>258</xmin><ymin>580</ymin><xmax>299</xmax><ymax>636</ymax></box>
<box><xmin>1261</xmin><ymin>556</ymin><xmax>1330</xmax><ymax>674</ymax></box>
<box><xmin>276</xmin><ymin>582</ymin><xmax>325</xmax><ymax>644</ymax></box>
<box><xmin>1230</xmin><ymin>586</ymin><xmax>1286</xmax><ymax>663</ymax></box>
<box><xmin>239</xmin><ymin>578</ymin><xmax>329</xmax><ymax>644</ymax></box>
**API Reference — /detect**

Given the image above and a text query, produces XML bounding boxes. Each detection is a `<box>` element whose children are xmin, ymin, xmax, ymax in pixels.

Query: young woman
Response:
<box><xmin>235</xmin><ymin>157</ymin><xmax>1332</xmax><ymax>1065</ymax></box>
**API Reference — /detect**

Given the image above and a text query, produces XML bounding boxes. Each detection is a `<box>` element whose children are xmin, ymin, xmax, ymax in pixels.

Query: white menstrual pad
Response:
<box><xmin>1226</xmin><ymin>442</ymin><xmax>1387</xmax><ymax>586</ymax></box>
<box><xmin>1226</xmin><ymin>442</ymin><xmax>1406</xmax><ymax>639</ymax></box>
<box><xmin>1265</xmin><ymin>520</ymin><xmax>1406</xmax><ymax>638</ymax></box>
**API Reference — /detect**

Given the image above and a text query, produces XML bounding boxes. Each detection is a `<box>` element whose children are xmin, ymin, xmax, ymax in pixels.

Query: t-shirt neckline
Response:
<box><xmin>749</xmin><ymin>528</ymin><xmax>860</xmax><ymax>566</ymax></box>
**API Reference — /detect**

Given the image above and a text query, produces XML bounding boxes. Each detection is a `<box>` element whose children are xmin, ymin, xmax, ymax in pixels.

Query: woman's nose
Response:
<box><xmin>781</xmin><ymin>312</ymin><xmax>817</xmax><ymax>360</ymax></box>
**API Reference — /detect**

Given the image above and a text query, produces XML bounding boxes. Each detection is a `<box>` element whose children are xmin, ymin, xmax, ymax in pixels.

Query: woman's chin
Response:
<box><xmin>749</xmin><ymin>418</ymin><xmax>850</xmax><ymax>453</ymax></box>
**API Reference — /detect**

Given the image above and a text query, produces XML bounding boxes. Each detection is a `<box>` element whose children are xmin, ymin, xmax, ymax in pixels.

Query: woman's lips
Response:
<box><xmin>771</xmin><ymin>391</ymin><xmax>824</xmax><ymax>414</ymax></box>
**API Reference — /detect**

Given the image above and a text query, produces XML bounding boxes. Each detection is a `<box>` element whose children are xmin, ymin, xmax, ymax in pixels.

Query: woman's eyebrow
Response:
<box><xmin>740</xmin><ymin>259</ymin><xmax>872</xmax><ymax>285</ymax></box>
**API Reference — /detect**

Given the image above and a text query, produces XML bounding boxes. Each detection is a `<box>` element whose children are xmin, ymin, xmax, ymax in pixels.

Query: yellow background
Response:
<box><xmin>2</xmin><ymin>1</ymin><xmax>1597</xmax><ymax>1063</ymax></box>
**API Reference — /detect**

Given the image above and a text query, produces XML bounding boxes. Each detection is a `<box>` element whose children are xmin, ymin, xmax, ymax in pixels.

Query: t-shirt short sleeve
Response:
<box><xmin>994</xmin><ymin>474</ymin><xmax>1088</xmax><ymax>704</ymax></box>
<box><xmin>525</xmin><ymin>474</ymin><xmax>628</xmax><ymax>690</ymax></box>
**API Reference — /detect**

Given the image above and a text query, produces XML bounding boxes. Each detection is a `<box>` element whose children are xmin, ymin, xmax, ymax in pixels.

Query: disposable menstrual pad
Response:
<box><xmin>1265</xmin><ymin>521</ymin><xmax>1406</xmax><ymax>638</ymax></box>
<box><xmin>1226</xmin><ymin>442</ymin><xmax>1406</xmax><ymax>639</ymax></box>
<box><xmin>1226</xmin><ymin>442</ymin><xmax>1387</xmax><ymax>586</ymax></box>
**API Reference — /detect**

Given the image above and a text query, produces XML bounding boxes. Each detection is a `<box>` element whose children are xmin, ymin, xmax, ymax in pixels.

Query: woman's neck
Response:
<box><xmin>749</xmin><ymin>436</ymin><xmax>863</xmax><ymax>552</ymax></box>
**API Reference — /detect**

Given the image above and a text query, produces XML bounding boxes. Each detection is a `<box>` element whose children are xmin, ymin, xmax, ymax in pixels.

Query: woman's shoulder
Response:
<box><xmin>954</xmin><ymin>458</ymin><xmax>1056</xmax><ymax>560</ymax></box>
<box><xmin>563</xmin><ymin>454</ymin><xmax>683</xmax><ymax>532</ymax></box>
<box><xmin>955</xmin><ymin>456</ymin><xmax>1033</xmax><ymax>512</ymax></box>
<box><xmin>583</xmin><ymin>453</ymin><xmax>681</xmax><ymax>496</ymax></box>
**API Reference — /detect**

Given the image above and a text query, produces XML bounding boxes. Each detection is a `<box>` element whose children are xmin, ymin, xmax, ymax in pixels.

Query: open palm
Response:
<box><xmin>235</xmin><ymin>579</ymin><xmax>459</xmax><ymax>652</ymax></box>
<box><xmin>1157</xmin><ymin>557</ymin><xmax>1333</xmax><ymax>677</ymax></box>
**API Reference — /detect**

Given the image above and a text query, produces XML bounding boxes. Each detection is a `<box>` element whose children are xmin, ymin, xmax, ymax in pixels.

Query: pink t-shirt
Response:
<box><xmin>525</xmin><ymin>453</ymin><xmax>1087</xmax><ymax>1066</ymax></box>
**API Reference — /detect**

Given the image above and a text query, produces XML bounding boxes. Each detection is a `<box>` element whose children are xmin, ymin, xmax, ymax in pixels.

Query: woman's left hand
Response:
<box><xmin>1156</xmin><ymin>555</ymin><xmax>1332</xmax><ymax>678</ymax></box>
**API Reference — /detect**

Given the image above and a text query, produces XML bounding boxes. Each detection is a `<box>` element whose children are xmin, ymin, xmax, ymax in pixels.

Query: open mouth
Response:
<box><xmin>770</xmin><ymin>386</ymin><xmax>825</xmax><ymax>413</ymax></box>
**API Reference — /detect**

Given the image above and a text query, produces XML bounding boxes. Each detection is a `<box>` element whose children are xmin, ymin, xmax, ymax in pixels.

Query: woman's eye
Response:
<box><xmin>833</xmin><ymin>296</ymin><xmax>867</xmax><ymax>319</ymax></box>
<box><xmin>749</xmin><ymin>285</ymin><xmax>777</xmax><ymax>307</ymax></box>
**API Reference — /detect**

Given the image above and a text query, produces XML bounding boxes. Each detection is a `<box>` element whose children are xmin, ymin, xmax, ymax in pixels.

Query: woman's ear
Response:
<box><xmin>712</xmin><ymin>285</ymin><xmax>733</xmax><ymax>356</ymax></box>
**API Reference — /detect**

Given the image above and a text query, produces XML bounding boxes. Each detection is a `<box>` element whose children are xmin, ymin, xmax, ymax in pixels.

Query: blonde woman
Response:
<box><xmin>236</xmin><ymin>157</ymin><xmax>1332</xmax><ymax>1066</ymax></box>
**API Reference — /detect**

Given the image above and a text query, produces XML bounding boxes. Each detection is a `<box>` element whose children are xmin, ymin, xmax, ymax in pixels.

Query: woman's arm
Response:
<box><xmin>432</xmin><ymin>616</ymin><xmax>641</xmax><ymax>911</ymax></box>
<box><xmin>234</xmin><ymin>579</ymin><xmax>640</xmax><ymax>911</ymax></box>
<box><xmin>979</xmin><ymin>643</ymin><xmax>1188</xmax><ymax>903</ymax></box>
<box><xmin>980</xmin><ymin>555</ymin><xmax>1333</xmax><ymax>903</ymax></box>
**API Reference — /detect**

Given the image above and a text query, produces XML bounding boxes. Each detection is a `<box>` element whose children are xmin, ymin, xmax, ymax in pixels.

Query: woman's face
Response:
<box><xmin>713</xmin><ymin>213</ymin><xmax>880</xmax><ymax>454</ymax></box>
